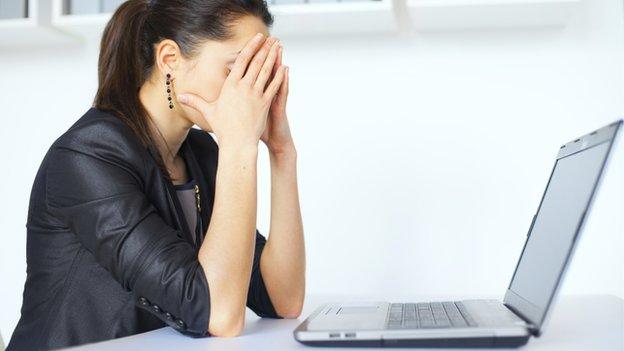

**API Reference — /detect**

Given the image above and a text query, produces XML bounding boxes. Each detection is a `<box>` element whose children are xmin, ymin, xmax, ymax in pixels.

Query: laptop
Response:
<box><xmin>294</xmin><ymin>120</ymin><xmax>622</xmax><ymax>348</ymax></box>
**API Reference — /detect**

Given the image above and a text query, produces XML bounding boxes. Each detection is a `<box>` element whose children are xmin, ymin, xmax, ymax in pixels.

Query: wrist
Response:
<box><xmin>218</xmin><ymin>140</ymin><xmax>259</xmax><ymax>159</ymax></box>
<box><xmin>217</xmin><ymin>135</ymin><xmax>259</xmax><ymax>152</ymax></box>
<box><xmin>269</xmin><ymin>146</ymin><xmax>297</xmax><ymax>168</ymax></box>
<box><xmin>268</xmin><ymin>143</ymin><xmax>297</xmax><ymax>158</ymax></box>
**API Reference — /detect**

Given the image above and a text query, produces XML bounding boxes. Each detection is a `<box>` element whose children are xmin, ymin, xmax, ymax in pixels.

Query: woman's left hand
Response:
<box><xmin>261</xmin><ymin>45</ymin><xmax>294</xmax><ymax>155</ymax></box>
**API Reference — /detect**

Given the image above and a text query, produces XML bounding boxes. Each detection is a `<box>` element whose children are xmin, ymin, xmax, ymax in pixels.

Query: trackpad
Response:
<box><xmin>307</xmin><ymin>302</ymin><xmax>388</xmax><ymax>330</ymax></box>
<box><xmin>339</xmin><ymin>306</ymin><xmax>379</xmax><ymax>314</ymax></box>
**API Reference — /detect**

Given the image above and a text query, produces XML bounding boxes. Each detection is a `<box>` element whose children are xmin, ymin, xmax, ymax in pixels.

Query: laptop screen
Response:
<box><xmin>505</xmin><ymin>122</ymin><xmax>620</xmax><ymax>333</ymax></box>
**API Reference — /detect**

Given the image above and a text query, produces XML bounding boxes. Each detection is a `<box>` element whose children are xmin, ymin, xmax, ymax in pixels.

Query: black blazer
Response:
<box><xmin>7</xmin><ymin>108</ymin><xmax>279</xmax><ymax>350</ymax></box>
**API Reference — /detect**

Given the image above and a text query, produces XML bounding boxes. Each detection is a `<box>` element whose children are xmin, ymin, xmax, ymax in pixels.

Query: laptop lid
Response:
<box><xmin>503</xmin><ymin>120</ymin><xmax>622</xmax><ymax>336</ymax></box>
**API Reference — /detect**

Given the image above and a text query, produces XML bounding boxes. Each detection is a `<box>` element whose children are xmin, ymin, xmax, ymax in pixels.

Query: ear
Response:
<box><xmin>154</xmin><ymin>39</ymin><xmax>180</xmax><ymax>80</ymax></box>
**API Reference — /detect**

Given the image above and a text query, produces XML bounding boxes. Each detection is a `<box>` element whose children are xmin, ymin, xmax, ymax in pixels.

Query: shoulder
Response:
<box><xmin>50</xmin><ymin>108</ymin><xmax>149</xmax><ymax>165</ymax></box>
<box><xmin>53</xmin><ymin>108</ymin><xmax>147</xmax><ymax>153</ymax></box>
<box><xmin>44</xmin><ymin>108</ymin><xmax>149</xmax><ymax>185</ymax></box>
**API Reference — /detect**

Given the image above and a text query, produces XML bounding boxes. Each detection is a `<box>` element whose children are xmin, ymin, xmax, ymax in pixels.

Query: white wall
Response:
<box><xmin>1</xmin><ymin>0</ymin><xmax>623</xmax><ymax>342</ymax></box>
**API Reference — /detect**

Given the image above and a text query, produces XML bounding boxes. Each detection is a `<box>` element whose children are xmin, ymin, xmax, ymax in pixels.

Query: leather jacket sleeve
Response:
<box><xmin>45</xmin><ymin>145</ymin><xmax>211</xmax><ymax>337</ymax></box>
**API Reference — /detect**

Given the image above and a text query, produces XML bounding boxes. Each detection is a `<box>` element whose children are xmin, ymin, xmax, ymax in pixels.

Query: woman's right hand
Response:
<box><xmin>177</xmin><ymin>33</ymin><xmax>287</xmax><ymax>149</ymax></box>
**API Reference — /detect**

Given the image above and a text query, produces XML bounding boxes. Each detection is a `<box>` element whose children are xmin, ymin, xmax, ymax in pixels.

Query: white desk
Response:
<box><xmin>64</xmin><ymin>295</ymin><xmax>623</xmax><ymax>350</ymax></box>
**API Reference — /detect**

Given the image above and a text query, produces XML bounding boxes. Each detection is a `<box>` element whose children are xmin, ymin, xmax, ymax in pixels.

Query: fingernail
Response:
<box><xmin>177</xmin><ymin>94</ymin><xmax>188</xmax><ymax>103</ymax></box>
<box><xmin>255</xmin><ymin>33</ymin><xmax>263</xmax><ymax>39</ymax></box>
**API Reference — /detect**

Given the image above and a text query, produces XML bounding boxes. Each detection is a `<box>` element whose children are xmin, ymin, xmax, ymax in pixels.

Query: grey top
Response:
<box><xmin>174</xmin><ymin>177</ymin><xmax>198</xmax><ymax>244</ymax></box>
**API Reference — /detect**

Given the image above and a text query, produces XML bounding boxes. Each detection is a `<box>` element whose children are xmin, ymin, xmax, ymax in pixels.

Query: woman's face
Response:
<box><xmin>173</xmin><ymin>15</ymin><xmax>270</xmax><ymax>132</ymax></box>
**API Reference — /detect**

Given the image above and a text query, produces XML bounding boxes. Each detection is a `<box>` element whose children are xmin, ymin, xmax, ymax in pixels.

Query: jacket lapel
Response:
<box><xmin>147</xmin><ymin>142</ymin><xmax>196</xmax><ymax>246</ymax></box>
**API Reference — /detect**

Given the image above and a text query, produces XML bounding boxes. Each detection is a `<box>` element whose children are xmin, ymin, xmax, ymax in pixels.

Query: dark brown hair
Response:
<box><xmin>94</xmin><ymin>0</ymin><xmax>273</xmax><ymax>180</ymax></box>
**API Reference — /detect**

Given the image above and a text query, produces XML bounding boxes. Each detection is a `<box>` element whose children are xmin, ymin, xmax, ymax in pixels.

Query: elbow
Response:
<box><xmin>208</xmin><ymin>311</ymin><xmax>245</xmax><ymax>337</ymax></box>
<box><xmin>279</xmin><ymin>308</ymin><xmax>303</xmax><ymax>319</ymax></box>
<box><xmin>276</xmin><ymin>299</ymin><xmax>304</xmax><ymax>319</ymax></box>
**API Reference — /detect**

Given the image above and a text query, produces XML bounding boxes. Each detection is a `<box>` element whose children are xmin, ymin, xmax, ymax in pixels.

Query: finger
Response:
<box><xmin>274</xmin><ymin>47</ymin><xmax>285</xmax><ymax>97</ymax></box>
<box><xmin>242</xmin><ymin>36</ymin><xmax>277</xmax><ymax>85</ymax></box>
<box><xmin>229</xmin><ymin>33</ymin><xmax>265</xmax><ymax>80</ymax></box>
<box><xmin>274</xmin><ymin>64</ymin><xmax>288</xmax><ymax>103</ymax></box>
<box><xmin>264</xmin><ymin>65</ymin><xmax>287</xmax><ymax>100</ymax></box>
<box><xmin>281</xmin><ymin>65</ymin><xmax>289</xmax><ymax>97</ymax></box>
<box><xmin>267</xmin><ymin>46</ymin><xmax>281</xmax><ymax>93</ymax></box>
<box><xmin>177</xmin><ymin>93</ymin><xmax>215</xmax><ymax>116</ymax></box>
<box><xmin>254</xmin><ymin>40</ymin><xmax>281</xmax><ymax>91</ymax></box>
<box><xmin>272</xmin><ymin>45</ymin><xmax>282</xmax><ymax>78</ymax></box>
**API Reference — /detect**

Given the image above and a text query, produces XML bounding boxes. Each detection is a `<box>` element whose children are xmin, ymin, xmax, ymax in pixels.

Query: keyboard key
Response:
<box><xmin>387</xmin><ymin>325</ymin><xmax>403</xmax><ymax>329</ymax></box>
<box><xmin>419</xmin><ymin>320</ymin><xmax>436</xmax><ymax>328</ymax></box>
<box><xmin>435</xmin><ymin>318</ymin><xmax>451</xmax><ymax>327</ymax></box>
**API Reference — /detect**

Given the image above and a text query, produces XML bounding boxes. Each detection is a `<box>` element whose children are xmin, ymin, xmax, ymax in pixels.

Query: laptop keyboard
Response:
<box><xmin>386</xmin><ymin>302</ymin><xmax>477</xmax><ymax>329</ymax></box>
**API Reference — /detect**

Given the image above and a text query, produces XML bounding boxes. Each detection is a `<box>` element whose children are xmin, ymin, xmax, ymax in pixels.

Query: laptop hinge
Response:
<box><xmin>503</xmin><ymin>303</ymin><xmax>539</xmax><ymax>336</ymax></box>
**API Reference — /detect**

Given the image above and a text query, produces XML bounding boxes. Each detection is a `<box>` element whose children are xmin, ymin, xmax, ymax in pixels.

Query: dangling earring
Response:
<box><xmin>166</xmin><ymin>73</ymin><xmax>173</xmax><ymax>109</ymax></box>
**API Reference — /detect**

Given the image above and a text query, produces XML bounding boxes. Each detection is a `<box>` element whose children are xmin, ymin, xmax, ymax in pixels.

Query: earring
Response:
<box><xmin>166</xmin><ymin>73</ymin><xmax>173</xmax><ymax>109</ymax></box>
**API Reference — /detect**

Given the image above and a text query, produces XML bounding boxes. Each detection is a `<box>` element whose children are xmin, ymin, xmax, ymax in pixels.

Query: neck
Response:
<box><xmin>139</xmin><ymin>79</ymin><xmax>192</xmax><ymax>165</ymax></box>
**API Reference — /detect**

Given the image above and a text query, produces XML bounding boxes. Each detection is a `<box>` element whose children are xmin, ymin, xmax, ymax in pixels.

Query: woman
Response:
<box><xmin>7</xmin><ymin>0</ymin><xmax>305</xmax><ymax>349</ymax></box>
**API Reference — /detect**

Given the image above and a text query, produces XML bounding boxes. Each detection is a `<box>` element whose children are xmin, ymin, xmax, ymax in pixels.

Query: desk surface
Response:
<box><xmin>64</xmin><ymin>294</ymin><xmax>623</xmax><ymax>351</ymax></box>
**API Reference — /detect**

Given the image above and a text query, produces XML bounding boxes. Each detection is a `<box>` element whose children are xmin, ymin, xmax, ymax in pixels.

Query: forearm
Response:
<box><xmin>198</xmin><ymin>144</ymin><xmax>259</xmax><ymax>335</ymax></box>
<box><xmin>260</xmin><ymin>148</ymin><xmax>305</xmax><ymax>318</ymax></box>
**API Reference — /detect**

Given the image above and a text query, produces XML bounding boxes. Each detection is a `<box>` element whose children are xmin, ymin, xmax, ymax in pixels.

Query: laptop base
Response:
<box><xmin>298</xmin><ymin>335</ymin><xmax>530</xmax><ymax>348</ymax></box>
